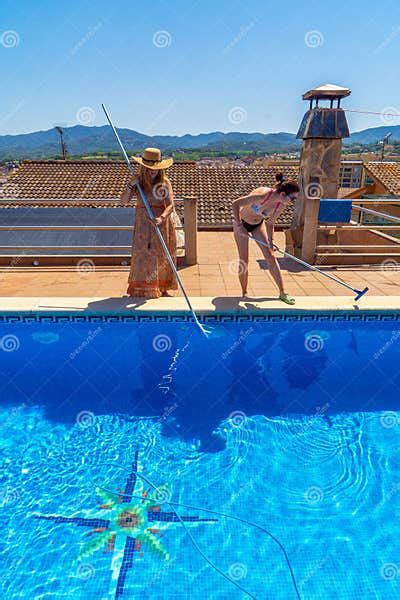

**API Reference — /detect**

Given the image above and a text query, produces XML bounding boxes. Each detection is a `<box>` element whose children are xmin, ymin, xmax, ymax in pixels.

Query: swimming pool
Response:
<box><xmin>0</xmin><ymin>311</ymin><xmax>399</xmax><ymax>599</ymax></box>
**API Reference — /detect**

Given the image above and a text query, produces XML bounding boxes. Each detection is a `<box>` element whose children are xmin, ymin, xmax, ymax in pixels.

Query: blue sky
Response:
<box><xmin>1</xmin><ymin>0</ymin><xmax>400</xmax><ymax>136</ymax></box>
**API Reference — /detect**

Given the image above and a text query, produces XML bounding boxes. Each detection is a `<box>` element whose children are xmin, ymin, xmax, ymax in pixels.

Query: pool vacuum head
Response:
<box><xmin>354</xmin><ymin>287</ymin><xmax>369</xmax><ymax>301</ymax></box>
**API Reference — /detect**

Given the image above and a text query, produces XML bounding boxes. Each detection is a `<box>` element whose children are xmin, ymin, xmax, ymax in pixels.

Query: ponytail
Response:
<box><xmin>275</xmin><ymin>172</ymin><xmax>299</xmax><ymax>196</ymax></box>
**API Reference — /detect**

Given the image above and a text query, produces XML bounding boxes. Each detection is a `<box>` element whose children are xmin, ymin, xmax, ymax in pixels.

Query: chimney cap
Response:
<box><xmin>302</xmin><ymin>84</ymin><xmax>351</xmax><ymax>101</ymax></box>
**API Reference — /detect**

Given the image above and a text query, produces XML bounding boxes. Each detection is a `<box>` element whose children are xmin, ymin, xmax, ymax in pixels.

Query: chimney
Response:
<box><xmin>291</xmin><ymin>84</ymin><xmax>351</xmax><ymax>262</ymax></box>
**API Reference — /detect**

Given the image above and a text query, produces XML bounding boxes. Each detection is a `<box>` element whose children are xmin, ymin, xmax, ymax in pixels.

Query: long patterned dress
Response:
<box><xmin>127</xmin><ymin>187</ymin><xmax>178</xmax><ymax>298</ymax></box>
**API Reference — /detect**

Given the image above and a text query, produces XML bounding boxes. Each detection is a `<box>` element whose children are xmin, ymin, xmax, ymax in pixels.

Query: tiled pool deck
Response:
<box><xmin>0</xmin><ymin>232</ymin><xmax>399</xmax><ymax>310</ymax></box>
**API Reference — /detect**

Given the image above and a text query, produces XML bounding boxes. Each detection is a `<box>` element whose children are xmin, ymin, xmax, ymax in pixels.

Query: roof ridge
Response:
<box><xmin>21</xmin><ymin>159</ymin><xmax>197</xmax><ymax>165</ymax></box>
<box><xmin>366</xmin><ymin>161</ymin><xmax>398</xmax><ymax>165</ymax></box>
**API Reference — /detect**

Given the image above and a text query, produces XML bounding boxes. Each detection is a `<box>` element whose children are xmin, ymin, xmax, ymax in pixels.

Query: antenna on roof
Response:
<box><xmin>55</xmin><ymin>126</ymin><xmax>68</xmax><ymax>160</ymax></box>
<box><xmin>379</xmin><ymin>132</ymin><xmax>392</xmax><ymax>162</ymax></box>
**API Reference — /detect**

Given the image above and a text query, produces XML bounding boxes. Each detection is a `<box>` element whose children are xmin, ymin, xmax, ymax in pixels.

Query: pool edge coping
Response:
<box><xmin>0</xmin><ymin>296</ymin><xmax>399</xmax><ymax>315</ymax></box>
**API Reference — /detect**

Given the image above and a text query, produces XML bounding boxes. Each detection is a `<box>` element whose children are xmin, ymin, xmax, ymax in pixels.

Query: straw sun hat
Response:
<box><xmin>131</xmin><ymin>147</ymin><xmax>173</xmax><ymax>170</ymax></box>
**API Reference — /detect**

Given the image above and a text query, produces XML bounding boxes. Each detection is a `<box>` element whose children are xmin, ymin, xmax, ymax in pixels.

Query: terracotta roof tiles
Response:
<box><xmin>364</xmin><ymin>162</ymin><xmax>400</xmax><ymax>195</ymax></box>
<box><xmin>0</xmin><ymin>160</ymin><xmax>299</xmax><ymax>228</ymax></box>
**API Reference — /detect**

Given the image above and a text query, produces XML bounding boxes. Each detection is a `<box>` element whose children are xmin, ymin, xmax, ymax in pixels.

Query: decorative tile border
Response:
<box><xmin>0</xmin><ymin>311</ymin><xmax>399</xmax><ymax>323</ymax></box>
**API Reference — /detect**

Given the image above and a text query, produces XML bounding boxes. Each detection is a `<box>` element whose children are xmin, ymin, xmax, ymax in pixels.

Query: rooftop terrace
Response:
<box><xmin>1</xmin><ymin>232</ymin><xmax>398</xmax><ymax>305</ymax></box>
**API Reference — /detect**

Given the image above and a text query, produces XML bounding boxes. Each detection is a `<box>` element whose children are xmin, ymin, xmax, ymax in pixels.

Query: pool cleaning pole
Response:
<box><xmin>248</xmin><ymin>235</ymin><xmax>369</xmax><ymax>301</ymax></box>
<box><xmin>102</xmin><ymin>104</ymin><xmax>209</xmax><ymax>335</ymax></box>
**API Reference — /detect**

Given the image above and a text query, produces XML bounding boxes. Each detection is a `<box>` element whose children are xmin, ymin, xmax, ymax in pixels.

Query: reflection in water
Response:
<box><xmin>0</xmin><ymin>318</ymin><xmax>400</xmax><ymax>598</ymax></box>
<box><xmin>0</xmin><ymin>320</ymin><xmax>398</xmax><ymax>450</ymax></box>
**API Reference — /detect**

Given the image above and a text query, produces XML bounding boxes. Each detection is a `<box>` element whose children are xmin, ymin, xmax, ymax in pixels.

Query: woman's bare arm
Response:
<box><xmin>156</xmin><ymin>178</ymin><xmax>174</xmax><ymax>225</ymax></box>
<box><xmin>266</xmin><ymin>221</ymin><xmax>274</xmax><ymax>245</ymax></box>
<box><xmin>266</xmin><ymin>203</ymin><xmax>286</xmax><ymax>246</ymax></box>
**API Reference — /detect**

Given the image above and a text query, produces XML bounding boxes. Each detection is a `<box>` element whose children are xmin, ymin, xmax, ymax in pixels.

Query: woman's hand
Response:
<box><xmin>267</xmin><ymin>242</ymin><xmax>279</xmax><ymax>255</ymax></box>
<box><xmin>154</xmin><ymin>216</ymin><xmax>164</xmax><ymax>226</ymax></box>
<box><xmin>233</xmin><ymin>219</ymin><xmax>248</xmax><ymax>238</ymax></box>
<box><xmin>120</xmin><ymin>181</ymin><xmax>135</xmax><ymax>204</ymax></box>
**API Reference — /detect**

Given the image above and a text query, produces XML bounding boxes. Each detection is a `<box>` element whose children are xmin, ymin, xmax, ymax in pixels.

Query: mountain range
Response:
<box><xmin>1</xmin><ymin>124</ymin><xmax>399</xmax><ymax>160</ymax></box>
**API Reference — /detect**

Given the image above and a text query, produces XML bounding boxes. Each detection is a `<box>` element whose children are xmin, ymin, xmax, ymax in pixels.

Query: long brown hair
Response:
<box><xmin>275</xmin><ymin>172</ymin><xmax>299</xmax><ymax>196</ymax></box>
<box><xmin>137</xmin><ymin>165</ymin><xmax>165</xmax><ymax>191</ymax></box>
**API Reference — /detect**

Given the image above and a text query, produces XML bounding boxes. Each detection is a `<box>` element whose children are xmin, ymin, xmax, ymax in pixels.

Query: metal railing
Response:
<box><xmin>0</xmin><ymin>197</ymin><xmax>198</xmax><ymax>266</ymax></box>
<box><xmin>315</xmin><ymin>198</ymin><xmax>400</xmax><ymax>259</ymax></box>
<box><xmin>352</xmin><ymin>202</ymin><xmax>400</xmax><ymax>226</ymax></box>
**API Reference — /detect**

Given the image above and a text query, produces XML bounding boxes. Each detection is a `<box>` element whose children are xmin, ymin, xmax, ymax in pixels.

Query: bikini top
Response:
<box><xmin>250</xmin><ymin>188</ymin><xmax>284</xmax><ymax>221</ymax></box>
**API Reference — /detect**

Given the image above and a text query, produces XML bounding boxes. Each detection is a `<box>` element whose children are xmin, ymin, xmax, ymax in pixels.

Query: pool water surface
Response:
<box><xmin>0</xmin><ymin>314</ymin><xmax>399</xmax><ymax>599</ymax></box>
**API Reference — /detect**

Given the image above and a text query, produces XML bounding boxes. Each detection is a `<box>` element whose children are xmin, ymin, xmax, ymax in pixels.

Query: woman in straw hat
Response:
<box><xmin>120</xmin><ymin>148</ymin><xmax>178</xmax><ymax>298</ymax></box>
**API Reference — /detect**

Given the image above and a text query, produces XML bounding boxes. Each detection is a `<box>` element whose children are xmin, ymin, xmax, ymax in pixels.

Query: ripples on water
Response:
<box><xmin>1</xmin><ymin>319</ymin><xmax>400</xmax><ymax>598</ymax></box>
<box><xmin>0</xmin><ymin>408</ymin><xmax>399</xmax><ymax>599</ymax></box>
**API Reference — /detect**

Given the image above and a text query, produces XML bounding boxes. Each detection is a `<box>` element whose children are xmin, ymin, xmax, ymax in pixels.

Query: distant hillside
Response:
<box><xmin>0</xmin><ymin>126</ymin><xmax>300</xmax><ymax>160</ymax></box>
<box><xmin>343</xmin><ymin>125</ymin><xmax>400</xmax><ymax>145</ymax></box>
<box><xmin>1</xmin><ymin>124</ymin><xmax>400</xmax><ymax>160</ymax></box>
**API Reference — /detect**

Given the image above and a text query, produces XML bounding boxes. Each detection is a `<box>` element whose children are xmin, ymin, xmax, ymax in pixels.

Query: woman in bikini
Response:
<box><xmin>232</xmin><ymin>173</ymin><xmax>300</xmax><ymax>305</ymax></box>
<box><xmin>120</xmin><ymin>147</ymin><xmax>178</xmax><ymax>298</ymax></box>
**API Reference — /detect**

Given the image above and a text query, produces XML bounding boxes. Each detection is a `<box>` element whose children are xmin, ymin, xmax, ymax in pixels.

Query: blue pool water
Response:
<box><xmin>0</xmin><ymin>313</ymin><xmax>399</xmax><ymax>599</ymax></box>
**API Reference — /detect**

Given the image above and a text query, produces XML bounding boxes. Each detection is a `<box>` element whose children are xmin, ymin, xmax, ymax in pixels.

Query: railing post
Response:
<box><xmin>183</xmin><ymin>197</ymin><xmax>197</xmax><ymax>266</ymax></box>
<box><xmin>302</xmin><ymin>197</ymin><xmax>320</xmax><ymax>263</ymax></box>
<box><xmin>358</xmin><ymin>203</ymin><xmax>364</xmax><ymax>225</ymax></box>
